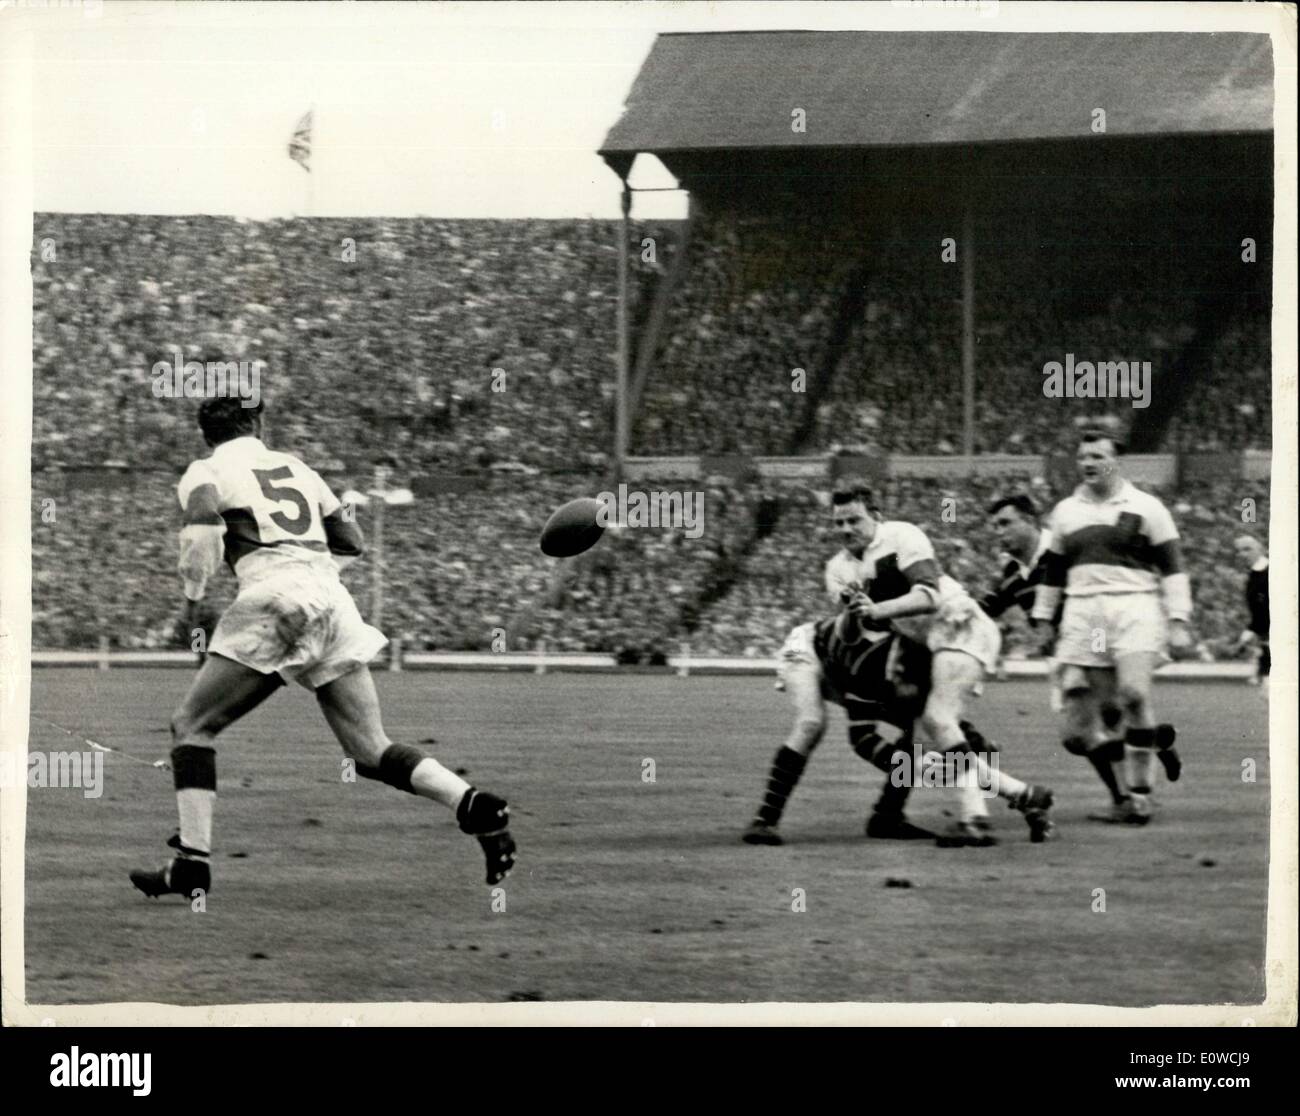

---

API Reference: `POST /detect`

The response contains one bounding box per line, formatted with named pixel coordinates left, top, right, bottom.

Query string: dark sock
left=1089, top=739, right=1126, bottom=805
left=171, top=743, right=216, bottom=858
left=874, top=774, right=911, bottom=817
left=356, top=743, right=424, bottom=793
left=756, top=746, right=808, bottom=826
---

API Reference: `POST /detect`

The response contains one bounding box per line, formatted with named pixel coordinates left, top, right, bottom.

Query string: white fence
left=31, top=645, right=1256, bottom=680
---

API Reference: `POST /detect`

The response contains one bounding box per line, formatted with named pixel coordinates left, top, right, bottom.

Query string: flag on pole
left=288, top=110, right=313, bottom=172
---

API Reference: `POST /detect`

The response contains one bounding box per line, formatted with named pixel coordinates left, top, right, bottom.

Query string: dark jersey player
left=982, top=494, right=1054, bottom=621
left=741, top=612, right=939, bottom=845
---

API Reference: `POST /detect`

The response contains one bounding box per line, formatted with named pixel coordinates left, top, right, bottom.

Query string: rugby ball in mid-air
left=540, top=497, right=606, bottom=557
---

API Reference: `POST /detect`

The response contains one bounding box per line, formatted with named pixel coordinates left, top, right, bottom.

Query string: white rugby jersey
left=824, top=520, right=974, bottom=646
left=176, top=436, right=347, bottom=598
left=1031, top=479, right=1191, bottom=622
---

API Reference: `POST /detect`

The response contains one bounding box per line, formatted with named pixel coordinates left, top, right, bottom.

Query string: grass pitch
left=24, top=669, right=1269, bottom=1008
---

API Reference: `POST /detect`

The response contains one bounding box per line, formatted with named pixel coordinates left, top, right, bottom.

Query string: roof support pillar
left=615, top=178, right=632, bottom=480
left=961, top=200, right=976, bottom=462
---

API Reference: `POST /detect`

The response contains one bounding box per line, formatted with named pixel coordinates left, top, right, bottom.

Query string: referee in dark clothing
left=1234, top=535, right=1270, bottom=682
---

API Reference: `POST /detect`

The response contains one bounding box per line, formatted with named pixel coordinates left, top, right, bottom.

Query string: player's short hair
left=987, top=494, right=1039, bottom=520
left=830, top=481, right=879, bottom=514
left=198, top=396, right=263, bottom=446
left=1078, top=429, right=1125, bottom=455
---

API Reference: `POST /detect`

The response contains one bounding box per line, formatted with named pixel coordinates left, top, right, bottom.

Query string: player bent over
left=130, top=398, right=516, bottom=898
left=826, top=483, right=1054, bottom=845
left=742, top=618, right=934, bottom=845
left=1031, top=432, right=1190, bottom=825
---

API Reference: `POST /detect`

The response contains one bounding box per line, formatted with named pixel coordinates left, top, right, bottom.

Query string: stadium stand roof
left=600, top=31, right=1273, bottom=173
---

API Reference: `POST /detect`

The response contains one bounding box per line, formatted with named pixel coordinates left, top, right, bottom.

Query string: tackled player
left=825, top=483, right=1055, bottom=846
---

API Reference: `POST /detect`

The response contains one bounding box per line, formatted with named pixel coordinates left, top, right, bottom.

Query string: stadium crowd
left=30, top=213, right=1272, bottom=660
left=33, top=214, right=675, bottom=474
left=634, top=206, right=1271, bottom=459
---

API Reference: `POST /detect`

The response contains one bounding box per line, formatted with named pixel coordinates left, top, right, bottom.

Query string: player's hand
left=1167, top=619, right=1194, bottom=653
left=837, top=580, right=864, bottom=607
left=849, top=593, right=880, bottom=624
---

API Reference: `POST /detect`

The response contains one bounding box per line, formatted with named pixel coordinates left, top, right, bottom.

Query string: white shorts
left=1054, top=592, right=1167, bottom=669
left=210, top=568, right=387, bottom=690
left=925, top=604, right=1001, bottom=676
left=776, top=623, right=832, bottom=695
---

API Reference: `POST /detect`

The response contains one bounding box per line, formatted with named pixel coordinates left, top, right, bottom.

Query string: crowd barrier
left=30, top=644, right=1257, bottom=680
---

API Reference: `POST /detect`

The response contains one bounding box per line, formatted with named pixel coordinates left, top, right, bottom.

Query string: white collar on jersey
left=1252, top=557, right=1269, bottom=572
left=210, top=435, right=265, bottom=458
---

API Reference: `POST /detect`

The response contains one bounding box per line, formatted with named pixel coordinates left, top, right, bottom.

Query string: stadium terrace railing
left=623, top=452, right=1267, bottom=484
left=30, top=647, right=1257, bottom=680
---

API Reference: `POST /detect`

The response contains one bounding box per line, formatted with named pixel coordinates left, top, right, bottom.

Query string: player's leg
left=921, top=650, right=1053, bottom=844
left=1058, top=666, right=1129, bottom=813
left=920, top=651, right=995, bottom=844
left=317, top=663, right=464, bottom=803
left=1112, top=649, right=1163, bottom=820
left=1080, top=666, right=1158, bottom=824
left=845, top=714, right=932, bottom=838
left=315, top=664, right=515, bottom=883
left=130, top=653, right=283, bottom=897
left=863, top=723, right=931, bottom=839
left=1118, top=591, right=1185, bottom=798
left=862, top=636, right=932, bottom=838
left=1051, top=595, right=1138, bottom=819
left=743, top=657, right=826, bottom=845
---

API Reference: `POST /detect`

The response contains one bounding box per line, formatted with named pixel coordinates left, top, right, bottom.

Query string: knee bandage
left=1062, top=734, right=1091, bottom=757
left=171, top=743, right=217, bottom=791
left=356, top=743, right=424, bottom=792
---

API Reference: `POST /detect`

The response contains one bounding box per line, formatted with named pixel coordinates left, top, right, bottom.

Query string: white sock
left=1124, top=745, right=1158, bottom=795
left=956, top=756, right=990, bottom=822
left=410, top=757, right=471, bottom=809
left=970, top=754, right=1027, bottom=803
left=176, top=788, right=214, bottom=856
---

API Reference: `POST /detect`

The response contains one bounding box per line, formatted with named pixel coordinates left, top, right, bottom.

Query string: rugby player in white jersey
left=130, top=398, right=516, bottom=898
left=1031, top=432, right=1191, bottom=825
left=824, top=483, right=1055, bottom=845
left=984, top=491, right=1181, bottom=816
